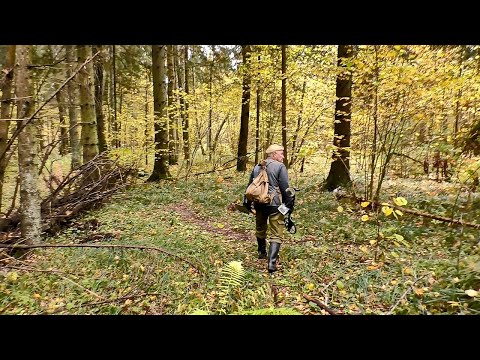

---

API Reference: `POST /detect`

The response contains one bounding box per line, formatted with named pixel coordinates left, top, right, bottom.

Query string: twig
left=0, top=243, right=202, bottom=273
left=303, top=293, right=339, bottom=315
left=387, top=273, right=429, bottom=315
left=55, top=273, right=104, bottom=300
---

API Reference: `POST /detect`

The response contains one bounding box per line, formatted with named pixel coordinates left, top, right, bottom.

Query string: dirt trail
left=167, top=201, right=253, bottom=242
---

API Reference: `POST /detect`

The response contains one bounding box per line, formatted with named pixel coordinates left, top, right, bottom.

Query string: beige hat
left=266, top=144, right=284, bottom=154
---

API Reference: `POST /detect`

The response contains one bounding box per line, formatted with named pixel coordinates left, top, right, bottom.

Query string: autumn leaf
left=393, top=197, right=408, bottom=206
left=336, top=280, right=345, bottom=290
left=382, top=206, right=393, bottom=216
left=465, top=289, right=478, bottom=297
left=413, top=288, right=424, bottom=296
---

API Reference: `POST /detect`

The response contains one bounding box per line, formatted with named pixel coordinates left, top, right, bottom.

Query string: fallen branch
left=385, top=202, right=480, bottom=230
left=349, top=195, right=480, bottom=230
left=0, top=243, right=202, bottom=273
left=391, top=152, right=424, bottom=166
left=303, top=293, right=339, bottom=315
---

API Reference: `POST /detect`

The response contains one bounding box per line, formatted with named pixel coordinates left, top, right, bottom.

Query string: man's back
left=251, top=158, right=289, bottom=207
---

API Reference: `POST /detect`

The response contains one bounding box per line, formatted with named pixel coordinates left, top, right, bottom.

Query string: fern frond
left=219, top=260, right=245, bottom=290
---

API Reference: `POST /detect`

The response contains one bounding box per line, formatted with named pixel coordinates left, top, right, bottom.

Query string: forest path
left=163, top=201, right=278, bottom=272
left=166, top=201, right=253, bottom=242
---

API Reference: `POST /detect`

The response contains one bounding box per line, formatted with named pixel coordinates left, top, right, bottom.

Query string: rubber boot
left=257, top=237, right=267, bottom=259
left=267, top=242, right=281, bottom=273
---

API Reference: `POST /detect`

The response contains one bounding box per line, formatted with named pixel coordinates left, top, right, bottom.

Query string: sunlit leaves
left=382, top=206, right=393, bottom=216
left=393, top=197, right=408, bottom=206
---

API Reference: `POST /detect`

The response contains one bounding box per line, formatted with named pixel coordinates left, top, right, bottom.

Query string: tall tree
left=16, top=45, right=41, bottom=245
left=174, top=45, right=189, bottom=166
left=77, top=45, right=99, bottom=164
left=281, top=45, right=288, bottom=167
left=237, top=45, right=251, bottom=172
left=182, top=45, right=191, bottom=167
left=148, top=45, right=170, bottom=181
left=255, top=51, right=261, bottom=165
left=93, top=45, right=107, bottom=153
left=0, top=45, right=15, bottom=212
left=65, top=45, right=81, bottom=170
left=208, top=46, right=215, bottom=161
left=167, top=45, right=178, bottom=164
left=324, top=45, right=354, bottom=191
left=111, top=45, right=120, bottom=148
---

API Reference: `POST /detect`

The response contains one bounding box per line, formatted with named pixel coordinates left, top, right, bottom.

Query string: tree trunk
left=167, top=45, right=177, bottom=165
left=55, top=89, right=69, bottom=155
left=77, top=45, right=99, bottom=164
left=324, top=45, right=353, bottom=191
left=281, top=45, right=288, bottom=168
left=368, top=46, right=379, bottom=200
left=237, top=45, right=251, bottom=172
left=182, top=45, right=190, bottom=167
left=112, top=45, right=120, bottom=148
left=65, top=45, right=81, bottom=170
left=0, top=45, right=15, bottom=213
left=208, top=46, right=215, bottom=162
left=16, top=45, right=41, bottom=245
left=148, top=45, right=170, bottom=181
left=93, top=45, right=107, bottom=153
left=255, top=53, right=261, bottom=165
left=144, top=72, right=150, bottom=166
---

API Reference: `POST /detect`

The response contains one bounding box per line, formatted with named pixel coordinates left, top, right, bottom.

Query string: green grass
left=1, top=164, right=479, bottom=314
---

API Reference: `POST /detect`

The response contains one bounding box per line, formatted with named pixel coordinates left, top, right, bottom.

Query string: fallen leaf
left=465, top=289, right=478, bottom=297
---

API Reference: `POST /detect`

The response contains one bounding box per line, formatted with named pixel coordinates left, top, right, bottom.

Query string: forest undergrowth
left=1, top=164, right=479, bottom=315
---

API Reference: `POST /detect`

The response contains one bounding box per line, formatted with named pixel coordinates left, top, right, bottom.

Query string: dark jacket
left=247, top=158, right=292, bottom=215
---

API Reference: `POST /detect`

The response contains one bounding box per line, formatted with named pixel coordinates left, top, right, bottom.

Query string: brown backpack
left=245, top=160, right=273, bottom=204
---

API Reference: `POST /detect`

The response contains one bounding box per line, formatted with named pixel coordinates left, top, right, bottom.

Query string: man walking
left=243, top=144, right=294, bottom=273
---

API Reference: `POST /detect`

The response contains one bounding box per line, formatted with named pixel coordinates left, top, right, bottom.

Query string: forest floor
left=1, top=166, right=480, bottom=315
